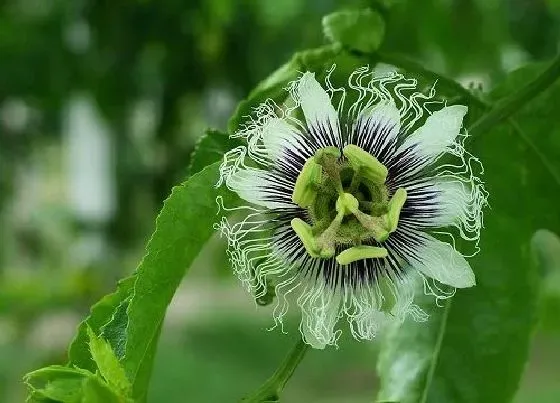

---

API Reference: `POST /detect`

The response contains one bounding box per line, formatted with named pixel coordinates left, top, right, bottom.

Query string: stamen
left=336, top=245, right=388, bottom=265
left=387, top=188, right=407, bottom=232
left=291, top=146, right=405, bottom=260
left=315, top=147, right=343, bottom=194
left=291, top=218, right=321, bottom=258
left=343, top=144, right=388, bottom=184
left=292, top=157, right=323, bottom=208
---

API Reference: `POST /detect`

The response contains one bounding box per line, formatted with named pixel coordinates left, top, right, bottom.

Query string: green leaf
left=188, top=129, right=241, bottom=176
left=322, top=9, right=385, bottom=53
left=228, top=44, right=342, bottom=134
left=531, top=229, right=560, bottom=277
left=68, top=276, right=135, bottom=372
left=376, top=62, right=560, bottom=403
left=87, top=327, right=131, bottom=395
left=62, top=162, right=236, bottom=402
left=227, top=56, right=301, bottom=134
left=25, top=366, right=89, bottom=403
left=81, top=376, right=123, bottom=403
left=24, top=366, right=123, bottom=403
left=122, top=162, right=239, bottom=400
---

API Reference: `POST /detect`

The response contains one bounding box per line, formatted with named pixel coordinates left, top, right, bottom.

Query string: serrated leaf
left=188, top=129, right=241, bottom=176
left=81, top=375, right=123, bottom=403
left=322, top=9, right=385, bottom=53
left=87, top=327, right=131, bottom=395
left=25, top=366, right=89, bottom=403
left=24, top=366, right=123, bottom=403
left=122, top=162, right=239, bottom=400
left=68, top=276, right=135, bottom=372
left=376, top=62, right=560, bottom=403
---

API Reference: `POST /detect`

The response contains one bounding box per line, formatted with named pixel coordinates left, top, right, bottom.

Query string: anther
left=291, top=218, right=320, bottom=258
left=336, top=245, right=388, bottom=265
left=343, top=144, right=388, bottom=184
left=387, top=188, right=407, bottom=232
left=292, top=157, right=323, bottom=208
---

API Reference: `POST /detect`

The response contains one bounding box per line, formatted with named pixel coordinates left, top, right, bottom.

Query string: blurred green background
left=1, top=0, right=559, bottom=402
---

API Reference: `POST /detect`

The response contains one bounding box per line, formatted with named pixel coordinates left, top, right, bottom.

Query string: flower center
left=290, top=145, right=407, bottom=265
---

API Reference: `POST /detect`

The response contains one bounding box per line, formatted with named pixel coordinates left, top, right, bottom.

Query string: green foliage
left=87, top=327, right=131, bottom=396
left=227, top=44, right=342, bottom=134
left=12, top=2, right=560, bottom=403
left=25, top=333, right=132, bottom=403
left=26, top=163, right=237, bottom=401
left=123, top=162, right=237, bottom=400
left=69, top=277, right=135, bottom=372
left=376, top=61, right=560, bottom=403
left=188, top=130, right=241, bottom=175
left=322, top=9, right=386, bottom=53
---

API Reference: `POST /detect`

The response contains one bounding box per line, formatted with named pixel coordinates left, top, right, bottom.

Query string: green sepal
left=336, top=245, right=388, bottom=265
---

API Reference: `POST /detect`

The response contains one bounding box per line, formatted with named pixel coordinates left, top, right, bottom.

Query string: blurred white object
left=64, top=94, right=116, bottom=224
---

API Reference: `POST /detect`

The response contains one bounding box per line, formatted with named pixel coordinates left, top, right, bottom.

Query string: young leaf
left=68, top=276, right=135, bottom=372
left=322, top=9, right=386, bottom=53
left=81, top=375, right=124, bottom=403
left=25, top=366, right=89, bottom=403
left=24, top=366, right=123, bottom=403
left=122, top=162, right=238, bottom=400
left=87, top=327, right=131, bottom=396
left=376, top=62, right=560, bottom=403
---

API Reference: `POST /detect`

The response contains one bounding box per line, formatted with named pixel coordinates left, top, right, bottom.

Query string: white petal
left=297, top=72, right=341, bottom=148
left=298, top=283, right=342, bottom=349
left=354, top=100, right=401, bottom=153
left=397, top=105, right=467, bottom=164
left=227, top=168, right=293, bottom=210
left=408, top=233, right=475, bottom=288
left=262, top=118, right=311, bottom=161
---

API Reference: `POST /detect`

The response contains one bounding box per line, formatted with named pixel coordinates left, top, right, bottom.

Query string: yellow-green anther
left=335, top=193, right=359, bottom=215
left=292, top=157, right=322, bottom=208
left=343, top=144, right=388, bottom=184
left=291, top=218, right=320, bottom=258
left=336, top=245, right=388, bottom=265
left=387, top=188, right=407, bottom=232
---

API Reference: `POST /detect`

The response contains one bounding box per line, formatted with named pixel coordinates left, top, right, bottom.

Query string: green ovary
left=290, top=145, right=407, bottom=265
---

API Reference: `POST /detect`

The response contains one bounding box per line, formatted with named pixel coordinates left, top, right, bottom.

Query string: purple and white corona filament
left=215, top=67, right=487, bottom=349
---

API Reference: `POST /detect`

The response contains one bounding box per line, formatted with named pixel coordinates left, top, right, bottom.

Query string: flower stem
left=242, top=337, right=309, bottom=402
left=468, top=54, right=560, bottom=136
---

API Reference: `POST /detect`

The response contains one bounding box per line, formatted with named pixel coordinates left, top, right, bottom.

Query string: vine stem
left=468, top=53, right=560, bottom=137
left=242, top=337, right=309, bottom=402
